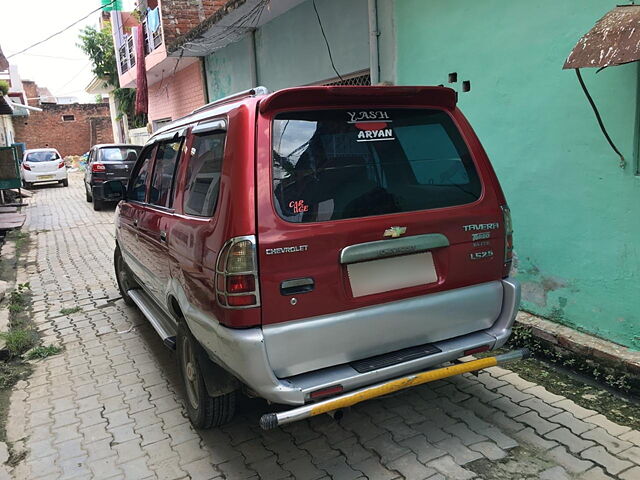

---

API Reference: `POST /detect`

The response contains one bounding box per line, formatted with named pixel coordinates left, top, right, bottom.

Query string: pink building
left=111, top=1, right=220, bottom=130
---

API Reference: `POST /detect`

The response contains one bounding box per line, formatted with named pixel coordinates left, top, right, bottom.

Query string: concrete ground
left=5, top=173, right=640, bottom=479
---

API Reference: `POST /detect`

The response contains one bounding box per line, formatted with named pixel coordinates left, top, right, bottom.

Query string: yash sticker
left=289, top=200, right=309, bottom=213
left=348, top=111, right=395, bottom=143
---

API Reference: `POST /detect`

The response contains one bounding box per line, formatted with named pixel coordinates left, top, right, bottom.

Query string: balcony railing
left=118, top=19, right=163, bottom=74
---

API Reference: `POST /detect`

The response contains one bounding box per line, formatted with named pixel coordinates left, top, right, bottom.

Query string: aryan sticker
left=348, top=111, right=396, bottom=143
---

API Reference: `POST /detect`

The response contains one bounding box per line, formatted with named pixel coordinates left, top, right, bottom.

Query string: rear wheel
left=85, top=187, right=92, bottom=202
left=177, top=322, right=236, bottom=429
left=114, top=246, right=137, bottom=306
left=92, top=187, right=103, bottom=210
left=60, top=179, right=68, bottom=187
left=22, top=180, right=32, bottom=189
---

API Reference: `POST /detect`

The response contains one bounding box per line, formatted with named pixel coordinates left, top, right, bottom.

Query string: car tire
left=114, top=245, right=138, bottom=307
left=86, top=187, right=92, bottom=202
left=22, top=180, right=32, bottom=189
left=177, top=322, right=236, bottom=429
left=92, top=187, right=103, bottom=210
left=61, top=179, right=69, bottom=187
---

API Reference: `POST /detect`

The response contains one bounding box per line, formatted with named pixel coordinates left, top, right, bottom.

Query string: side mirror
left=102, top=180, right=127, bottom=202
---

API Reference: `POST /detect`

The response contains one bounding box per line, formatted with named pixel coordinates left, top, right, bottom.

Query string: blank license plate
left=38, top=175, right=54, bottom=180
left=347, top=252, right=438, bottom=298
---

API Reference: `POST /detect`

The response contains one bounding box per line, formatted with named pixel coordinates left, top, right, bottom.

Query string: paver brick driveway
left=6, top=174, right=640, bottom=479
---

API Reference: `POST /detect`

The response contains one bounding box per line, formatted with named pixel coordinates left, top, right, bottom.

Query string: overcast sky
left=0, top=0, right=136, bottom=102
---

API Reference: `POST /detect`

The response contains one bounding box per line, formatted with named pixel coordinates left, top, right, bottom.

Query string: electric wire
left=574, top=68, right=626, bottom=169
left=7, top=0, right=118, bottom=59
left=312, top=0, right=344, bottom=82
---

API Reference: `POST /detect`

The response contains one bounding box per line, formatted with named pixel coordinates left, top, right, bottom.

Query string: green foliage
left=7, top=283, right=30, bottom=315
left=0, top=80, right=8, bottom=96
left=78, top=25, right=118, bottom=84
left=77, top=24, right=147, bottom=128
left=0, top=330, right=37, bottom=358
left=25, top=345, right=63, bottom=360
left=113, top=88, right=147, bottom=128
left=507, top=323, right=633, bottom=393
left=60, top=306, right=82, bottom=316
left=0, top=364, right=23, bottom=389
left=7, top=231, right=29, bottom=252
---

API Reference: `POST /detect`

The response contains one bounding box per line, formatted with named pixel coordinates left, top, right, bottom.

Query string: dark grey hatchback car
left=85, top=144, right=141, bottom=210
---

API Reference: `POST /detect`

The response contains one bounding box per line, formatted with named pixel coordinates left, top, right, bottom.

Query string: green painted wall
left=255, top=0, right=369, bottom=90
left=395, top=0, right=640, bottom=349
left=205, top=0, right=370, bottom=100
left=204, top=36, right=254, bottom=101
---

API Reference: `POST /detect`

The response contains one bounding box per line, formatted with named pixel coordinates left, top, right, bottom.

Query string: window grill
left=119, top=44, right=129, bottom=73
left=322, top=70, right=371, bottom=86
left=127, top=36, right=136, bottom=68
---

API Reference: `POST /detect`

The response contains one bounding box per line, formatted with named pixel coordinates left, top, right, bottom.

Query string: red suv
left=108, top=86, right=520, bottom=429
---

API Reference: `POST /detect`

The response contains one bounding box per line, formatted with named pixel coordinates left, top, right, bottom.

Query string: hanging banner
left=101, top=0, right=123, bottom=12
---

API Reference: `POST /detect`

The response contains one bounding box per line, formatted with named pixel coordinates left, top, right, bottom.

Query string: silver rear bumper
left=264, top=280, right=504, bottom=377
left=188, top=278, right=520, bottom=406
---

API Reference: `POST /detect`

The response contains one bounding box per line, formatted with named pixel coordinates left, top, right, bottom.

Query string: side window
left=183, top=132, right=225, bottom=217
left=129, top=145, right=156, bottom=202
left=149, top=138, right=183, bottom=208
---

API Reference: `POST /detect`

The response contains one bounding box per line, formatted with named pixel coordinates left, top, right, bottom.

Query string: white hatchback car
left=21, top=148, right=68, bottom=188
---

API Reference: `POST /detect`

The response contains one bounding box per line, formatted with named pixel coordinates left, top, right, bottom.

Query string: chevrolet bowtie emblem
left=383, top=226, right=407, bottom=238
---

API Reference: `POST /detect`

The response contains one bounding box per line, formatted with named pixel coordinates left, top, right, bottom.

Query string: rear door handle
left=133, top=219, right=138, bottom=227
left=159, top=231, right=167, bottom=243
left=280, top=278, right=314, bottom=295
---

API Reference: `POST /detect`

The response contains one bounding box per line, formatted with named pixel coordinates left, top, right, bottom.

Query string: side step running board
left=128, top=289, right=177, bottom=350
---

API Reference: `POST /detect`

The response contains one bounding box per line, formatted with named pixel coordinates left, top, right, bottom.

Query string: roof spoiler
left=259, top=86, right=457, bottom=114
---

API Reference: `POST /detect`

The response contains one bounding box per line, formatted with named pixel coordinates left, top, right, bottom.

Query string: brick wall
left=22, top=80, right=39, bottom=107
left=148, top=60, right=206, bottom=125
left=159, top=0, right=226, bottom=46
left=13, top=103, right=114, bottom=157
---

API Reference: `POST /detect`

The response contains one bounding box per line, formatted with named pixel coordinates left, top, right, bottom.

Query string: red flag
left=134, top=25, right=148, bottom=115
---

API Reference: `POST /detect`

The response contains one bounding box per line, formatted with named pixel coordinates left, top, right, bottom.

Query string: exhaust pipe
left=260, top=348, right=529, bottom=430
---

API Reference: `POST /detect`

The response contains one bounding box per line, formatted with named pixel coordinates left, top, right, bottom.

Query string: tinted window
left=149, top=139, right=182, bottom=208
left=183, top=133, right=225, bottom=217
left=26, top=151, right=59, bottom=162
left=129, top=146, right=155, bottom=202
left=99, top=147, right=141, bottom=162
left=272, top=109, right=481, bottom=223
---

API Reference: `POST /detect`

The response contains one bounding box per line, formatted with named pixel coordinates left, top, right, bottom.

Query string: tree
left=78, top=24, right=146, bottom=128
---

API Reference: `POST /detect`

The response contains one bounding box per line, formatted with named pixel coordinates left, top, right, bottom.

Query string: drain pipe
left=368, top=0, right=379, bottom=84
left=249, top=29, right=258, bottom=88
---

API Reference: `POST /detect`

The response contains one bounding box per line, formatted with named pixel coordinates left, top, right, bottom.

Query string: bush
left=0, top=329, right=37, bottom=358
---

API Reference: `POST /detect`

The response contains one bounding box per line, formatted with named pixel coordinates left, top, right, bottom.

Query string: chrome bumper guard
left=190, top=278, right=521, bottom=407
left=260, top=348, right=530, bottom=429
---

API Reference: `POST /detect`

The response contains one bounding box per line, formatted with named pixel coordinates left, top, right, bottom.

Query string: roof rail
left=191, top=86, right=269, bottom=115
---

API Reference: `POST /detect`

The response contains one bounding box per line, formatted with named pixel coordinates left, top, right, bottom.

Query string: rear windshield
left=25, top=151, right=59, bottom=162
left=272, top=109, right=481, bottom=223
left=99, top=147, right=141, bottom=162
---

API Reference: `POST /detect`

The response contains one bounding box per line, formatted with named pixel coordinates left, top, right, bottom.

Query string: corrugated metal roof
left=564, top=5, right=640, bottom=69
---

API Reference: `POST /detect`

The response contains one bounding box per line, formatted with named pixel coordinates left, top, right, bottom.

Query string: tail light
left=92, top=163, right=106, bottom=173
left=23, top=163, right=31, bottom=171
left=502, top=205, right=513, bottom=277
left=58, top=161, right=65, bottom=169
left=216, top=236, right=260, bottom=309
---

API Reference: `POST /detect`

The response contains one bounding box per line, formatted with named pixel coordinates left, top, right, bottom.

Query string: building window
left=320, top=70, right=372, bottom=86
left=152, top=118, right=172, bottom=132
left=62, top=115, right=75, bottom=122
